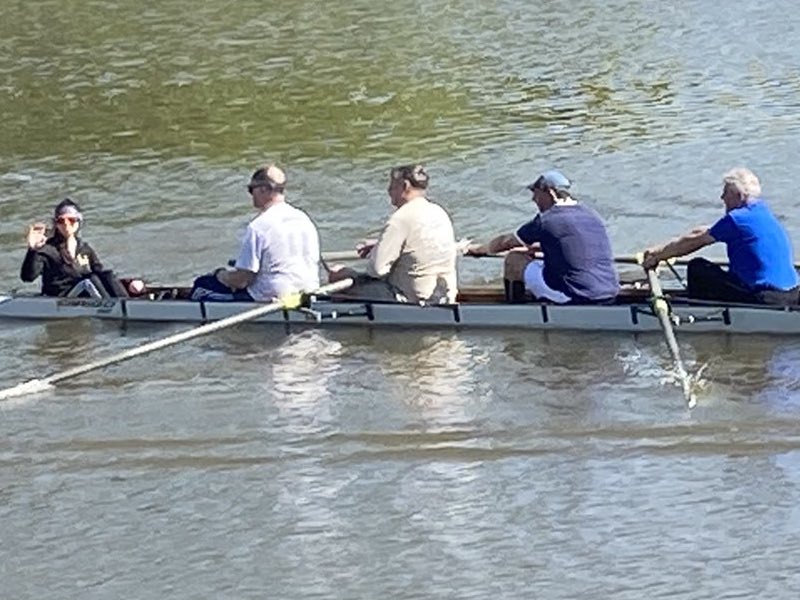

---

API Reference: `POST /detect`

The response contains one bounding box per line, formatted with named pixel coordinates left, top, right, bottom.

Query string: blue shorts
left=190, top=274, right=254, bottom=302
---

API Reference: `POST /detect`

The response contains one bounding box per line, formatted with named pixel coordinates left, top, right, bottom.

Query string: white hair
left=722, top=167, right=761, bottom=198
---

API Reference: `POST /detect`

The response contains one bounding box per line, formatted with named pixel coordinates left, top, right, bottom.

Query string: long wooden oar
left=0, top=279, right=354, bottom=401
left=323, top=249, right=785, bottom=270
left=642, top=266, right=696, bottom=408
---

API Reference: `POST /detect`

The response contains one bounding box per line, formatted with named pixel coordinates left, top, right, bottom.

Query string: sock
left=504, top=279, right=528, bottom=303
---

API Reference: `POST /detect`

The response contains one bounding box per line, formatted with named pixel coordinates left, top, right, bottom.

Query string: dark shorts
left=190, top=274, right=254, bottom=302
left=329, top=273, right=412, bottom=302
left=687, top=257, right=799, bottom=306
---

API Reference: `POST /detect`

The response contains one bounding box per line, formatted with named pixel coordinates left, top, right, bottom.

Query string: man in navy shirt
left=467, top=170, right=619, bottom=304
left=642, top=167, right=799, bottom=305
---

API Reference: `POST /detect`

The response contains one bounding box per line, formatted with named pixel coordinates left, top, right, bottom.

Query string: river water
left=2, top=1, right=800, bottom=598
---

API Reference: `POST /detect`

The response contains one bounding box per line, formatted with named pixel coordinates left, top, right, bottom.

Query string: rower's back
left=237, top=202, right=321, bottom=301
left=375, top=197, right=458, bottom=303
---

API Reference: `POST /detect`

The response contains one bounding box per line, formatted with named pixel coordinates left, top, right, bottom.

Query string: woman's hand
left=26, top=223, right=47, bottom=250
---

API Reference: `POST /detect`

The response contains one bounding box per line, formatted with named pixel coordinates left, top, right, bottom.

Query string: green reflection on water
left=0, top=0, right=495, bottom=163
left=1, top=0, right=696, bottom=168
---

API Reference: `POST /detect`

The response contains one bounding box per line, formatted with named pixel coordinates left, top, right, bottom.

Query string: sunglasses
left=527, top=176, right=547, bottom=192
left=247, top=182, right=274, bottom=194
left=56, top=216, right=79, bottom=225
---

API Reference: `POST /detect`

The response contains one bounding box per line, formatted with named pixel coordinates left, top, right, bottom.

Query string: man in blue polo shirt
left=642, top=167, right=799, bottom=305
left=467, top=169, right=619, bottom=304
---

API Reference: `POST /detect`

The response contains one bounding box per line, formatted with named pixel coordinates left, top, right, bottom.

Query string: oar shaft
left=323, top=250, right=367, bottom=262
left=45, top=299, right=284, bottom=385
left=1, top=279, right=354, bottom=399
left=647, top=284, right=688, bottom=373
left=644, top=268, right=695, bottom=407
left=322, top=249, right=772, bottom=270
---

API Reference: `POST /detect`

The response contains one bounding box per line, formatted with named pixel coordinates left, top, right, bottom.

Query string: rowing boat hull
left=0, top=293, right=797, bottom=334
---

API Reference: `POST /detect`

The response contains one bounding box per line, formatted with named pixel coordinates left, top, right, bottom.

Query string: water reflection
left=686, top=336, right=800, bottom=413
left=752, top=341, right=800, bottom=415
left=369, top=333, right=486, bottom=429
left=772, top=450, right=800, bottom=532
left=0, top=320, right=112, bottom=388
left=262, top=330, right=345, bottom=437
left=4, top=0, right=800, bottom=596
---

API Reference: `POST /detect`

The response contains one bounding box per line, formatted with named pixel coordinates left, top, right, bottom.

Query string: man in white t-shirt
left=328, top=164, right=458, bottom=303
left=190, top=164, right=320, bottom=302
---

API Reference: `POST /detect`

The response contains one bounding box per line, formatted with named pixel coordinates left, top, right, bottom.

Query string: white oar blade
left=0, top=378, right=53, bottom=401
left=686, top=387, right=697, bottom=409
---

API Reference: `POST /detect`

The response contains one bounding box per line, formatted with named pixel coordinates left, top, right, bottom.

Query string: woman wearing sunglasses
left=20, top=198, right=129, bottom=297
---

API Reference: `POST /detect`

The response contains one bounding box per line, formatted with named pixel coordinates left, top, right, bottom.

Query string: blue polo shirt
left=516, top=203, right=619, bottom=301
left=708, top=199, right=799, bottom=291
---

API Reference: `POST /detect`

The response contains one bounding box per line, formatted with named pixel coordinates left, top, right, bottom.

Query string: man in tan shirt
left=328, top=164, right=458, bottom=303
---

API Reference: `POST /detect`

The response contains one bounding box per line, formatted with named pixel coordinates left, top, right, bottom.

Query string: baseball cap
left=527, top=169, right=571, bottom=192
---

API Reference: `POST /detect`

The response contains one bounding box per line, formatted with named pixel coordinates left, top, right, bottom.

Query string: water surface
left=2, top=1, right=800, bottom=597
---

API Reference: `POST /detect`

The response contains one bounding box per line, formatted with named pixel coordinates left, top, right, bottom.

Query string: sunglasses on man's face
left=528, top=176, right=548, bottom=192
left=56, top=217, right=79, bottom=225
left=247, top=182, right=275, bottom=195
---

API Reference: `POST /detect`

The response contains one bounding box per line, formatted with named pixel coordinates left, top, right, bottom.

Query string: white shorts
left=523, top=260, right=571, bottom=304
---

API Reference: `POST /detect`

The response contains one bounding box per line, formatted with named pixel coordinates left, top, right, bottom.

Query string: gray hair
left=722, top=167, right=761, bottom=199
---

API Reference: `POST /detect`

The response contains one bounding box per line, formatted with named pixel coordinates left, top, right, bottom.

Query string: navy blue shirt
left=516, top=203, right=619, bottom=301
left=708, top=199, right=798, bottom=291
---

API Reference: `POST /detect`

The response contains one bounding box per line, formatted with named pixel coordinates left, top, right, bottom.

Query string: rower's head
left=53, top=198, right=82, bottom=239
left=388, top=164, right=428, bottom=208
left=527, top=169, right=572, bottom=212
left=247, top=164, right=287, bottom=210
left=721, top=167, right=760, bottom=212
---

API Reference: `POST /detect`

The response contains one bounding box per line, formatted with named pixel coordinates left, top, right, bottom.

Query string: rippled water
left=3, top=1, right=800, bottom=598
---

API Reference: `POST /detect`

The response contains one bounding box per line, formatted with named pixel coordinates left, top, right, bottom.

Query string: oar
left=327, top=247, right=799, bottom=271
left=323, top=250, right=370, bottom=262
left=323, top=238, right=474, bottom=263
left=323, top=249, right=776, bottom=270
left=0, top=279, right=354, bottom=401
left=642, top=265, right=696, bottom=408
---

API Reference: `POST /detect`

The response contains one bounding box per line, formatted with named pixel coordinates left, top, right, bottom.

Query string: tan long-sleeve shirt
left=365, top=197, right=458, bottom=303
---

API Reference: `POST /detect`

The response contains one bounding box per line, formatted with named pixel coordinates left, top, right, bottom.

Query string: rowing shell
left=0, top=287, right=798, bottom=334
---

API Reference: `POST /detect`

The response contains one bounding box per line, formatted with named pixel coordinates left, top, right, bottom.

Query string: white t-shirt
left=365, top=197, right=458, bottom=303
left=235, top=202, right=320, bottom=301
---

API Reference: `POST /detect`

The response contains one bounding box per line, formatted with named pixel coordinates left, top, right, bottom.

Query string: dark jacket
left=20, top=236, right=104, bottom=296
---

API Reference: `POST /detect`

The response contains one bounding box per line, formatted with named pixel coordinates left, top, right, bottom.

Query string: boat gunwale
left=1, top=287, right=799, bottom=335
